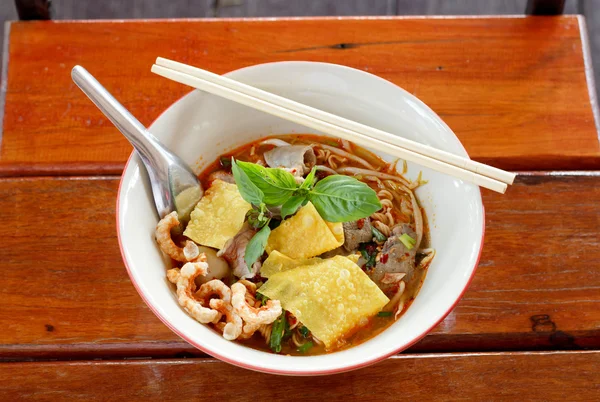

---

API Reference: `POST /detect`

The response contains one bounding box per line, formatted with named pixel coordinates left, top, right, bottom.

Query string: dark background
left=1, top=0, right=598, bottom=97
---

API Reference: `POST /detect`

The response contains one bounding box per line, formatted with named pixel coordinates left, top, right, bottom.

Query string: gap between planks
left=4, top=350, right=599, bottom=365
left=2, top=343, right=599, bottom=364
left=2, top=171, right=600, bottom=182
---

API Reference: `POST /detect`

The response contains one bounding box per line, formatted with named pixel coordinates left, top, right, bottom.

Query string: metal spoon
left=71, top=65, right=203, bottom=220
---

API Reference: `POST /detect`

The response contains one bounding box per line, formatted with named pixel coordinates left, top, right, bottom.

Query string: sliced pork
left=368, top=224, right=418, bottom=293
left=217, top=225, right=259, bottom=279
left=264, top=145, right=316, bottom=177
left=342, top=218, right=373, bottom=251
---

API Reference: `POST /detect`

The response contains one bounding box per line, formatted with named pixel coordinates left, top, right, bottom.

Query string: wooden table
left=1, top=16, right=599, bottom=400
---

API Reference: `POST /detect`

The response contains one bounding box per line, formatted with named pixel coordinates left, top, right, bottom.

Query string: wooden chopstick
left=156, top=57, right=514, bottom=186
left=155, top=58, right=515, bottom=187
left=151, top=59, right=510, bottom=194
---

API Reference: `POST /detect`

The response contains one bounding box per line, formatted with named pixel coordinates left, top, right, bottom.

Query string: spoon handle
left=71, top=65, right=162, bottom=162
left=71, top=65, right=202, bottom=219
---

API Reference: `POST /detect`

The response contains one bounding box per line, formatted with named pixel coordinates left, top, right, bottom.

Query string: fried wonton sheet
left=184, top=179, right=251, bottom=250
left=258, top=256, right=389, bottom=349
left=261, top=251, right=361, bottom=278
left=265, top=202, right=344, bottom=259
left=260, top=251, right=320, bottom=278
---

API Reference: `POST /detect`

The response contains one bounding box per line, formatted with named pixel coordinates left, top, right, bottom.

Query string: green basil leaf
left=281, top=194, right=307, bottom=219
left=244, top=224, right=271, bottom=267
left=300, top=166, right=317, bottom=190
left=231, top=159, right=264, bottom=206
left=309, top=175, right=381, bottom=222
left=236, top=160, right=298, bottom=205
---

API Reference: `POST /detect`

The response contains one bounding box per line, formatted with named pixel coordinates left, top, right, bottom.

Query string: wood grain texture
left=1, top=352, right=599, bottom=400
left=0, top=17, right=598, bottom=176
left=0, top=173, right=597, bottom=359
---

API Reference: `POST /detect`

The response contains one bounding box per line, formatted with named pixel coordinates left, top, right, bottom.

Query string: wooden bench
left=0, top=16, right=598, bottom=400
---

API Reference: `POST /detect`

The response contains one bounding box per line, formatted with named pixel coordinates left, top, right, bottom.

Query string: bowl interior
left=118, top=61, right=484, bottom=375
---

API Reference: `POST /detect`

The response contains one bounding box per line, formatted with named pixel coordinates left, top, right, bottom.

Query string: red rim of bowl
left=116, top=63, right=486, bottom=375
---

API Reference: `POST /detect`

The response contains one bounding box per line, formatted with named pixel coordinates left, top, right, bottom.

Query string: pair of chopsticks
left=151, top=57, right=515, bottom=194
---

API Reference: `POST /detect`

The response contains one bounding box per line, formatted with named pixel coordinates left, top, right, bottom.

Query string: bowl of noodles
left=117, top=61, right=484, bottom=375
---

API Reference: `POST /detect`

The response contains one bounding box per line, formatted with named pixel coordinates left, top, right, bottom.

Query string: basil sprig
left=232, top=159, right=381, bottom=221
left=231, top=158, right=382, bottom=267
left=244, top=224, right=271, bottom=268
left=233, top=159, right=297, bottom=205
left=281, top=195, right=307, bottom=220
left=309, top=175, right=381, bottom=222
left=231, top=159, right=264, bottom=206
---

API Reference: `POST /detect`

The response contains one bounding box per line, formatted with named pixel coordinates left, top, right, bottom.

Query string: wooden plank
left=0, top=17, right=598, bottom=176
left=0, top=173, right=598, bottom=359
left=422, top=171, right=600, bottom=351
left=1, top=352, right=599, bottom=400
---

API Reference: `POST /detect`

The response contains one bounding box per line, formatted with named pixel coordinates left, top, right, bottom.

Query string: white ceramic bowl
left=117, top=62, right=484, bottom=375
